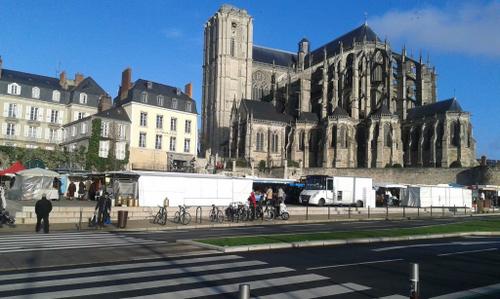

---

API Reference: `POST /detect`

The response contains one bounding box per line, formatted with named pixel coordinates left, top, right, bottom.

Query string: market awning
left=0, top=161, right=26, bottom=176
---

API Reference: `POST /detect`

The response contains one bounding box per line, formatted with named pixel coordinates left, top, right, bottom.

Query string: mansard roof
left=242, top=99, right=291, bottom=123
left=407, top=98, right=464, bottom=119
left=93, top=106, right=131, bottom=123
left=308, top=24, right=381, bottom=65
left=71, top=77, right=106, bottom=95
left=1, top=69, right=61, bottom=90
left=118, top=79, right=197, bottom=114
left=253, top=45, right=297, bottom=67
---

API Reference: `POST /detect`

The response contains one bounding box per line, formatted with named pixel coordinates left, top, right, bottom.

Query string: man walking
left=35, top=193, right=53, bottom=233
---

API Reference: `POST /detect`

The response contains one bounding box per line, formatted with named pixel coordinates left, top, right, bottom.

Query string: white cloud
left=369, top=2, right=500, bottom=58
left=164, top=28, right=183, bottom=39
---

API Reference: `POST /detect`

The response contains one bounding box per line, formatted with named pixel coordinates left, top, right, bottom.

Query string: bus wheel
left=318, top=198, right=325, bottom=207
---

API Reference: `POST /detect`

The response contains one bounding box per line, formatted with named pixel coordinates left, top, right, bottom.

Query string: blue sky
left=1, top=0, right=499, bottom=159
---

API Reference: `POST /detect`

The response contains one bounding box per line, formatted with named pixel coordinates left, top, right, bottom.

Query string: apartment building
left=0, top=57, right=106, bottom=150
left=115, top=68, right=198, bottom=171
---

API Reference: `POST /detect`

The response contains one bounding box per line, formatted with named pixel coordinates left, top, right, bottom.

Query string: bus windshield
left=305, top=176, right=326, bottom=190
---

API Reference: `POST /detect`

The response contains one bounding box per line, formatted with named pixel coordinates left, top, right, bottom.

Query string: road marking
left=0, top=260, right=267, bottom=292
left=212, top=226, right=265, bottom=230
left=437, top=247, right=498, bottom=256
left=430, top=282, right=500, bottom=299
left=255, top=283, right=371, bottom=299
left=287, top=223, right=326, bottom=227
left=306, top=258, right=404, bottom=270
left=130, top=250, right=220, bottom=260
left=0, top=254, right=243, bottom=282
left=128, top=230, right=189, bottom=234
left=378, top=295, right=407, bottom=299
left=2, top=267, right=296, bottom=299
left=124, top=274, right=326, bottom=299
left=373, top=241, right=500, bottom=252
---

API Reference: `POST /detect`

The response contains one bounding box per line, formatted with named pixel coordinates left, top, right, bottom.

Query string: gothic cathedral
left=201, top=5, right=477, bottom=168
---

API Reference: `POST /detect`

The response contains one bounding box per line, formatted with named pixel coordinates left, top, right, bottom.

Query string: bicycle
left=209, top=204, right=224, bottom=223
left=153, top=206, right=168, bottom=225
left=263, top=202, right=275, bottom=221
left=173, top=205, right=192, bottom=225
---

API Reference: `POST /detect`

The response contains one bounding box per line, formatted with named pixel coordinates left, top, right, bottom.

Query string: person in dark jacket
left=35, top=194, right=53, bottom=233
left=95, top=190, right=111, bottom=228
left=78, top=181, right=85, bottom=200
left=67, top=181, right=76, bottom=200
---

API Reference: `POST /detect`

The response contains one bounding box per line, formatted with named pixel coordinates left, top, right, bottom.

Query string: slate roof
left=71, top=77, right=106, bottom=95
left=308, top=24, right=381, bottom=65
left=118, top=79, right=197, bottom=114
left=242, top=99, right=291, bottom=123
left=297, top=112, right=319, bottom=123
left=253, top=46, right=297, bottom=67
left=331, top=106, right=350, bottom=118
left=1, top=69, right=61, bottom=90
left=63, top=106, right=131, bottom=127
left=371, top=104, right=393, bottom=118
left=407, top=98, right=464, bottom=119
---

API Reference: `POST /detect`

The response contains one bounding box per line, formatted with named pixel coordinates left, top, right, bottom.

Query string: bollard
left=195, top=206, right=202, bottom=224
left=403, top=206, right=406, bottom=218
left=442, top=205, right=445, bottom=217
left=306, top=204, right=309, bottom=221
left=328, top=206, right=330, bottom=219
left=386, top=205, right=389, bottom=220
left=78, top=207, right=83, bottom=231
left=409, top=263, right=419, bottom=299
left=453, top=205, right=456, bottom=216
left=368, top=206, right=370, bottom=219
left=430, top=205, right=433, bottom=218
left=417, top=206, right=420, bottom=218
left=348, top=206, right=351, bottom=219
left=239, top=284, right=250, bottom=299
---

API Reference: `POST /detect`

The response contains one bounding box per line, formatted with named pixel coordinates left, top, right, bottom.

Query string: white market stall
left=401, top=184, right=472, bottom=208
left=134, top=171, right=253, bottom=207
left=7, top=168, right=60, bottom=201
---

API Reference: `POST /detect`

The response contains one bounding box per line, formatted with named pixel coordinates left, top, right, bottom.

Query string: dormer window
left=141, top=91, right=148, bottom=103
left=172, top=98, right=178, bottom=109
left=186, top=102, right=192, bottom=112
left=7, top=83, right=21, bottom=95
left=157, top=95, right=164, bottom=106
left=52, top=90, right=60, bottom=102
left=79, top=93, right=88, bottom=104
left=32, top=87, right=40, bottom=99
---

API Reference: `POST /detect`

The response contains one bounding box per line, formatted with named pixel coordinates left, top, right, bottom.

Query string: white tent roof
left=17, top=168, right=60, bottom=178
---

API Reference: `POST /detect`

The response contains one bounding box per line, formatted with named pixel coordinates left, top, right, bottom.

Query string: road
left=0, top=216, right=499, bottom=298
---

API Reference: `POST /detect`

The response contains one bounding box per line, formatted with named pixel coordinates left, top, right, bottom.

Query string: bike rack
left=195, top=206, right=202, bottom=224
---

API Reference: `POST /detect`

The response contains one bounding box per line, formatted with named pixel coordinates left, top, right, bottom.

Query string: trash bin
left=117, top=210, right=128, bottom=228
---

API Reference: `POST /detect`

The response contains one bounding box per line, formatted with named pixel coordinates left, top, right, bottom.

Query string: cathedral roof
left=253, top=46, right=297, bottom=67
left=297, top=112, right=318, bottom=123
left=242, top=99, right=291, bottom=123
left=371, top=104, right=394, bottom=118
left=331, top=106, right=350, bottom=118
left=308, top=24, right=381, bottom=65
left=407, top=98, right=464, bottom=119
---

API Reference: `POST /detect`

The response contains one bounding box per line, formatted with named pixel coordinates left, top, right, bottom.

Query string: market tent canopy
left=7, top=168, right=60, bottom=201
left=0, top=161, right=25, bottom=176
left=16, top=168, right=60, bottom=178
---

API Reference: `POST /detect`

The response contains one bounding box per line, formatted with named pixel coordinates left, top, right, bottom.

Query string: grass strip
left=198, top=219, right=500, bottom=247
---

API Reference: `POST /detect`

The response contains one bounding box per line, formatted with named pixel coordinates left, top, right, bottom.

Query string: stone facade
left=202, top=5, right=477, bottom=169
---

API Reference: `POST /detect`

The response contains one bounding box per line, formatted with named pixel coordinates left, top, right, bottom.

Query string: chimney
left=98, top=94, right=112, bottom=112
left=184, top=82, right=193, bottom=98
left=59, top=71, right=68, bottom=89
left=74, top=73, right=84, bottom=86
left=0, top=56, right=3, bottom=79
left=120, top=68, right=132, bottom=100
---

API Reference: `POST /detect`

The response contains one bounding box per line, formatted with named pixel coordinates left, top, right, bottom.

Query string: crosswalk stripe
left=0, top=238, right=163, bottom=248
left=0, top=241, right=165, bottom=253
left=0, top=254, right=243, bottom=282
left=1, top=234, right=133, bottom=243
left=379, top=295, right=408, bottom=299
left=0, top=260, right=267, bottom=292
left=1, top=232, right=113, bottom=240
left=125, top=274, right=327, bottom=299
left=2, top=267, right=295, bottom=299
left=255, top=283, right=371, bottom=299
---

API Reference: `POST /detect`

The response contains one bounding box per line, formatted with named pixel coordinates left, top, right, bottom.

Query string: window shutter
left=73, top=111, right=78, bottom=121
left=36, top=127, right=42, bottom=138
left=37, top=108, right=44, bottom=122
left=46, top=108, right=52, bottom=123
left=57, top=129, right=62, bottom=141
left=58, top=111, right=64, bottom=124
left=15, top=104, right=21, bottom=118
left=3, top=103, right=8, bottom=117
left=1, top=123, right=6, bottom=135
left=24, top=125, right=29, bottom=137
left=45, top=128, right=50, bottom=140
left=15, top=124, right=21, bottom=136
left=25, top=106, right=31, bottom=120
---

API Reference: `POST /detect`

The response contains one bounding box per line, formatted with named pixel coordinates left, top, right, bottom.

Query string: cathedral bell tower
left=201, top=5, right=253, bottom=156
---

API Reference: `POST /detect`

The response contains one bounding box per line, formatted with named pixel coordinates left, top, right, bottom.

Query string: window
left=299, top=131, right=305, bottom=151
left=230, top=37, right=235, bottom=57
left=156, top=115, right=163, bottom=129
left=78, top=112, right=84, bottom=120
left=184, top=138, right=190, bottom=153
left=52, top=90, right=61, bottom=102
left=81, top=122, right=87, bottom=134
left=79, top=93, right=87, bottom=104
left=118, top=124, right=125, bottom=138
left=98, top=141, right=109, bottom=158
left=71, top=126, right=76, bottom=137
left=6, top=123, right=15, bottom=136
left=141, top=91, right=148, bottom=103
left=271, top=133, right=279, bottom=153
left=50, top=110, right=59, bottom=123
left=256, top=131, right=264, bottom=151
left=172, top=98, right=178, bottom=109
left=7, top=83, right=21, bottom=95
left=157, top=95, right=164, bottom=106
left=186, top=102, right=192, bottom=112
left=8, top=103, right=17, bottom=118
left=49, top=128, right=57, bottom=141
left=101, top=121, right=109, bottom=137
left=155, top=134, right=162, bottom=149
left=32, top=87, right=40, bottom=99
left=27, top=126, right=36, bottom=138
left=169, top=137, right=176, bottom=151
left=170, top=118, right=177, bottom=131
left=116, top=142, right=126, bottom=160
left=30, top=107, right=39, bottom=121
left=185, top=120, right=192, bottom=134
left=139, top=132, right=146, bottom=148
left=140, top=112, right=148, bottom=127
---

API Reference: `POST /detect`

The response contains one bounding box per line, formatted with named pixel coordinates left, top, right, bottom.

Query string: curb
left=180, top=231, right=500, bottom=253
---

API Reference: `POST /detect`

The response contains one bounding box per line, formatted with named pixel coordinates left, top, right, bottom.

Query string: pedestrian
left=35, top=193, right=53, bottom=233
left=78, top=181, right=85, bottom=200
left=0, top=185, right=6, bottom=211
left=277, top=187, right=286, bottom=216
left=89, top=180, right=97, bottom=201
left=67, top=181, right=76, bottom=200
left=95, top=189, right=111, bottom=228
left=266, top=186, right=274, bottom=206
left=248, top=190, right=257, bottom=220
